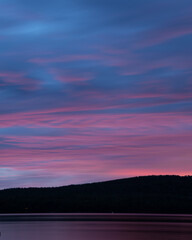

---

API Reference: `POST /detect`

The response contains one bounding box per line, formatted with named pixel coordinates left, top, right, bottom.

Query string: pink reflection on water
left=1, top=217, right=192, bottom=240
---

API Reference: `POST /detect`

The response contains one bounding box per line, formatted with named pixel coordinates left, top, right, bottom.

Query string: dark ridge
left=0, top=175, right=192, bottom=214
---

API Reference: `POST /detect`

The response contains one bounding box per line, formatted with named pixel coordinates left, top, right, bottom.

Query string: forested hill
left=0, top=175, right=192, bottom=214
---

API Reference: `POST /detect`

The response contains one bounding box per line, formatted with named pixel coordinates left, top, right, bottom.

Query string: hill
left=0, top=175, right=192, bottom=213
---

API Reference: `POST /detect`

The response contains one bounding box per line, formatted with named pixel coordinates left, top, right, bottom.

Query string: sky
left=0, top=0, right=192, bottom=189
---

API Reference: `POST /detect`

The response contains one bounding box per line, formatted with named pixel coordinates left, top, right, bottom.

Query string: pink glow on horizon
left=1, top=130, right=191, bottom=177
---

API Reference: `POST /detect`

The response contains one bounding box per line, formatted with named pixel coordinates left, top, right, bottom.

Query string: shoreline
left=1, top=213, right=192, bottom=222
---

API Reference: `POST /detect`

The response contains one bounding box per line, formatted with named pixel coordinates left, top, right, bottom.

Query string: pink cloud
left=119, top=55, right=192, bottom=76
left=0, top=72, right=24, bottom=78
left=1, top=116, right=192, bottom=185
left=50, top=68, right=94, bottom=83
left=1, top=131, right=192, bottom=178
left=0, top=71, right=39, bottom=90
left=29, top=54, right=101, bottom=64
left=0, top=100, right=192, bottom=129
left=136, top=16, right=192, bottom=48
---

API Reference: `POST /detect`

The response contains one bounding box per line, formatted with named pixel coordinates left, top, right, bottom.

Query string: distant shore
left=1, top=176, right=192, bottom=214
left=1, top=213, right=192, bottom=222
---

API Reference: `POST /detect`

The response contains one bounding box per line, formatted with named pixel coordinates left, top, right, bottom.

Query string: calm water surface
left=1, top=215, right=192, bottom=240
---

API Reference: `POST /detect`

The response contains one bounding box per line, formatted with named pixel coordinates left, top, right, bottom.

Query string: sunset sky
left=0, top=0, right=192, bottom=189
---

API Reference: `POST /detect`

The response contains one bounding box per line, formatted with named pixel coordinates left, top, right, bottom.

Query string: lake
left=1, top=214, right=192, bottom=240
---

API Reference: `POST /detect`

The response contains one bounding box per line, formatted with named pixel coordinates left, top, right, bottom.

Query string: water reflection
left=1, top=221, right=192, bottom=240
